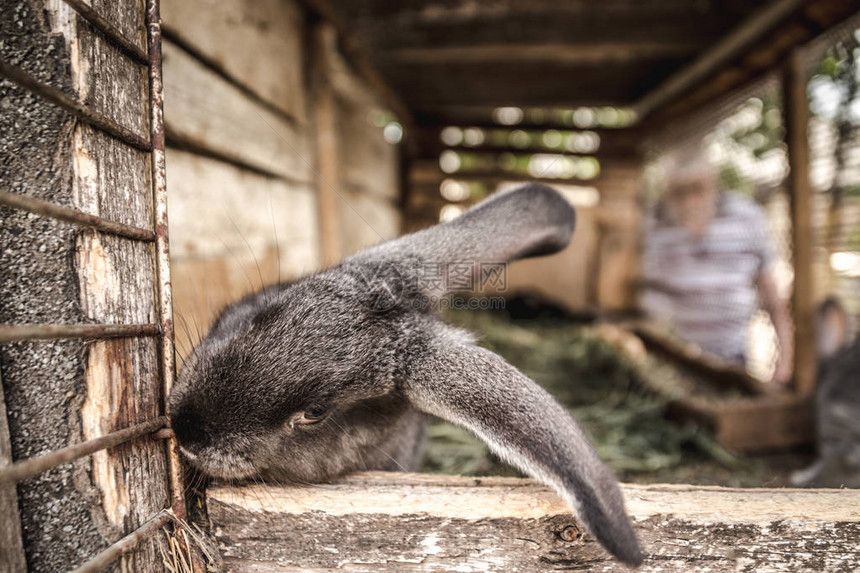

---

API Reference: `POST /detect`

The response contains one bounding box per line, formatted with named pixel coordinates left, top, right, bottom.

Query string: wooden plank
left=783, top=48, right=817, bottom=399
left=161, top=0, right=307, bottom=122
left=208, top=473, right=860, bottom=572
left=596, top=326, right=813, bottom=452
left=313, top=23, right=344, bottom=267
left=0, top=369, right=27, bottom=573
left=162, top=40, right=313, bottom=184
left=632, top=323, right=772, bottom=396
left=89, top=0, right=147, bottom=53
left=296, top=0, right=414, bottom=127
left=711, top=396, right=813, bottom=451
left=337, top=190, right=401, bottom=258
left=166, top=150, right=319, bottom=345
left=383, top=42, right=702, bottom=65
left=48, top=0, right=150, bottom=141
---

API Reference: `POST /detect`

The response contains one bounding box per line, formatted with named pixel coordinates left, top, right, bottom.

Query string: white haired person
left=640, top=144, right=794, bottom=386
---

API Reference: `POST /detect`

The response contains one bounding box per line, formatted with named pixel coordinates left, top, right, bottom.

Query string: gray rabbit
left=791, top=297, right=860, bottom=488
left=168, top=184, right=644, bottom=565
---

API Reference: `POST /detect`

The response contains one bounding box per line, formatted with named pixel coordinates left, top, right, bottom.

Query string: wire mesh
left=640, top=73, right=792, bottom=383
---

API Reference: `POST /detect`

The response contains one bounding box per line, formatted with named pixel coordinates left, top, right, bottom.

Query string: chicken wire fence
left=640, top=13, right=860, bottom=383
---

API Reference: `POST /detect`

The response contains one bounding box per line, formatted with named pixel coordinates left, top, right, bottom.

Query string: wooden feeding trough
left=597, top=322, right=813, bottom=452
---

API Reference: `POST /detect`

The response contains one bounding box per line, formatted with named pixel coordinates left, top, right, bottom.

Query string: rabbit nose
left=170, top=405, right=210, bottom=450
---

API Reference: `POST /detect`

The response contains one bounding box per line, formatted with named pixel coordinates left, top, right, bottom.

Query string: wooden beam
left=638, top=0, right=859, bottom=129
left=0, top=369, right=27, bottom=572
left=382, top=42, right=701, bottom=65
left=313, top=22, right=344, bottom=267
left=633, top=0, right=804, bottom=120
left=297, top=0, right=414, bottom=127
left=208, top=472, right=860, bottom=571
left=783, top=48, right=817, bottom=399
left=595, top=325, right=813, bottom=451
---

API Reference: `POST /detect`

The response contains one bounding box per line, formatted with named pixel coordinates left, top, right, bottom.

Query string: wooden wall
left=161, top=0, right=403, bottom=351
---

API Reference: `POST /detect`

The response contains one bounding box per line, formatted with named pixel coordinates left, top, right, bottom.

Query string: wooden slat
left=297, top=0, right=414, bottom=126
left=783, top=48, right=817, bottom=398
left=383, top=42, right=702, bottom=65
left=48, top=4, right=150, bottom=141
left=162, top=40, right=313, bottom=184
left=167, top=149, right=319, bottom=344
left=641, top=0, right=857, bottom=128
left=313, top=23, right=344, bottom=267
left=208, top=472, right=860, bottom=572
left=161, top=0, right=307, bottom=122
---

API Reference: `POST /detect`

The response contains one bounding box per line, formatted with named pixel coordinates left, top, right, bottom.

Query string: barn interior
left=1, top=0, right=860, bottom=570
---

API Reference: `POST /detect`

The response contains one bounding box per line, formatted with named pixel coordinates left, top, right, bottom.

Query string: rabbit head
left=168, top=183, right=644, bottom=565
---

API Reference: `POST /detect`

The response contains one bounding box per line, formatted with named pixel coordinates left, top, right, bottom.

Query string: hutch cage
left=2, top=0, right=860, bottom=571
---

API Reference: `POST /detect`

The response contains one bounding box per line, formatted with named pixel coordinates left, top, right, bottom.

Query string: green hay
left=420, top=309, right=764, bottom=485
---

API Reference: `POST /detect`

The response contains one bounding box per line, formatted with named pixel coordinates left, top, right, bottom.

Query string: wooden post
left=313, top=22, right=343, bottom=267
left=783, top=48, right=817, bottom=398
left=0, top=370, right=27, bottom=572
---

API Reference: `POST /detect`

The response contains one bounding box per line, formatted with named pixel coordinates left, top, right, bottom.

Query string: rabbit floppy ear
left=402, top=328, right=644, bottom=566
left=348, top=184, right=575, bottom=297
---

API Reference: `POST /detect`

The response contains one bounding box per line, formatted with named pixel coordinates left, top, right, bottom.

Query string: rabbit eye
left=296, top=406, right=326, bottom=425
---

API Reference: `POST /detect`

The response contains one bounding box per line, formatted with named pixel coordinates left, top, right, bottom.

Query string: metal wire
left=0, top=417, right=167, bottom=486
left=0, top=190, right=156, bottom=242
left=0, top=56, right=151, bottom=152
left=0, top=323, right=160, bottom=343
left=69, top=511, right=173, bottom=573
left=146, top=0, right=188, bottom=525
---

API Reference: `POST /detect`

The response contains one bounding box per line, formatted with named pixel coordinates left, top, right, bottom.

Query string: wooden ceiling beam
left=295, top=0, right=414, bottom=126
left=632, top=0, right=803, bottom=121
left=639, top=0, right=858, bottom=127
left=381, top=42, right=702, bottom=66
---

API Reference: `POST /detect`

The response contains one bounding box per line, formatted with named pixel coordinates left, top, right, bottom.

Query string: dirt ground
left=419, top=308, right=815, bottom=488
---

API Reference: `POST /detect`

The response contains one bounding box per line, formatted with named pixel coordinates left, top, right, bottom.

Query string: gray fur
left=791, top=299, right=860, bottom=489
left=168, top=184, right=644, bottom=565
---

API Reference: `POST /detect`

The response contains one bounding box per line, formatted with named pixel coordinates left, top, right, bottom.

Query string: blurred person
left=640, top=144, right=794, bottom=385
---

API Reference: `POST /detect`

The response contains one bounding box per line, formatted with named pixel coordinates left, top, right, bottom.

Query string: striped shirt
left=640, top=191, right=775, bottom=362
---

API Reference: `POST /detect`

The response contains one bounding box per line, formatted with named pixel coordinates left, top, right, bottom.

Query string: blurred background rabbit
left=792, top=297, right=860, bottom=488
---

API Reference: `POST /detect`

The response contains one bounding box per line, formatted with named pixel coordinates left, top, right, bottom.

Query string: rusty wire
left=0, top=417, right=167, bottom=486
left=69, top=511, right=174, bottom=573
left=0, top=55, right=151, bottom=152
left=0, top=323, right=159, bottom=343
left=146, top=0, right=189, bottom=525
left=0, top=190, right=156, bottom=242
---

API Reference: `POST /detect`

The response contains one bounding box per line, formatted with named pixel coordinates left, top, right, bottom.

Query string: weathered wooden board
left=337, top=190, right=401, bottom=257
left=166, top=149, right=318, bottom=269
left=167, top=149, right=319, bottom=345
left=72, top=124, right=153, bottom=230
left=312, top=23, right=344, bottom=267
left=89, top=0, right=147, bottom=53
left=162, top=40, right=313, bottom=183
left=47, top=0, right=150, bottom=140
left=1, top=1, right=170, bottom=570
left=208, top=472, right=860, bottom=572
left=161, top=0, right=307, bottom=122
